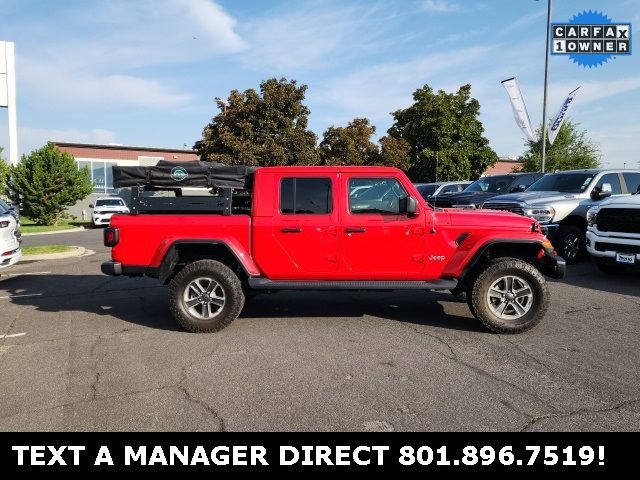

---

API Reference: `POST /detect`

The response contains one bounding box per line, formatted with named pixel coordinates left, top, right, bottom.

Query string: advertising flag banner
left=548, top=86, right=581, bottom=145
left=501, top=78, right=535, bottom=141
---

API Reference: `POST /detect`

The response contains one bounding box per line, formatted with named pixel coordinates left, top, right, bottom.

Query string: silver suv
left=482, top=169, right=640, bottom=264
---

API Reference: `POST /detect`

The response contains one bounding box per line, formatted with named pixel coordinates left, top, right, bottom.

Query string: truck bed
left=110, top=214, right=252, bottom=268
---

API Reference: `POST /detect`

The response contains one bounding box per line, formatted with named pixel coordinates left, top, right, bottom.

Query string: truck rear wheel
left=467, top=258, right=549, bottom=334
left=169, top=259, right=245, bottom=333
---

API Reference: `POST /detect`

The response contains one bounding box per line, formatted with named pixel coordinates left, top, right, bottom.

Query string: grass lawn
left=22, top=245, right=76, bottom=256
left=19, top=216, right=91, bottom=234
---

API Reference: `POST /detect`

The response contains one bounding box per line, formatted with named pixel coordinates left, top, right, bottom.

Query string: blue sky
left=0, top=0, right=638, bottom=168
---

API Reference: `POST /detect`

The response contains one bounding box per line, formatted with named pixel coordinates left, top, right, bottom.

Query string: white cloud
left=239, top=2, right=410, bottom=72
left=18, top=58, right=192, bottom=108
left=421, top=0, right=460, bottom=13
left=0, top=124, right=118, bottom=158
left=312, top=46, right=494, bottom=127
left=13, top=0, right=242, bottom=109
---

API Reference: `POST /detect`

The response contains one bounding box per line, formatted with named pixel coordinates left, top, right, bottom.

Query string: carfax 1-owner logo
left=551, top=10, right=632, bottom=67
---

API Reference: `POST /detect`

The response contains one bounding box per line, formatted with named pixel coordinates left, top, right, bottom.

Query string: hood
left=431, top=190, right=501, bottom=206
left=597, top=194, right=640, bottom=208
left=444, top=208, right=537, bottom=230
left=486, top=191, right=583, bottom=204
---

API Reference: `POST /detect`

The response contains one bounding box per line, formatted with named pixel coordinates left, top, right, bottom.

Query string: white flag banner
left=548, top=86, right=581, bottom=146
left=501, top=77, right=535, bottom=142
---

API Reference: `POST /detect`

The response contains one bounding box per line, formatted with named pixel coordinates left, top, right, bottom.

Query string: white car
left=0, top=213, right=21, bottom=271
left=586, top=192, right=640, bottom=273
left=90, top=197, right=130, bottom=227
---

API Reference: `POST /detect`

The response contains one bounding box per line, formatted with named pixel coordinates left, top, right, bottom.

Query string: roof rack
left=128, top=185, right=251, bottom=216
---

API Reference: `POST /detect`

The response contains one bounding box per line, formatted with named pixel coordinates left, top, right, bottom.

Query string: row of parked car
left=416, top=168, right=640, bottom=270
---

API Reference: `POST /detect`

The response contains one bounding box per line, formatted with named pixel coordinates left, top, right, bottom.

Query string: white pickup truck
left=586, top=192, right=640, bottom=273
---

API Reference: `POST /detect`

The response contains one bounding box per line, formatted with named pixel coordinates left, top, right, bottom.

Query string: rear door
left=339, top=175, right=427, bottom=280
left=267, top=174, right=340, bottom=280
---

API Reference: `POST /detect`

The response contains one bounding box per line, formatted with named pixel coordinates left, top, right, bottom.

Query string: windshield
left=96, top=199, right=125, bottom=207
left=527, top=173, right=595, bottom=193
left=465, top=176, right=514, bottom=193
left=416, top=184, right=437, bottom=197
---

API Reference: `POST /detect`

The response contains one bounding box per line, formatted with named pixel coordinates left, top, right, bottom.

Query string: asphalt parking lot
left=1, top=229, right=639, bottom=432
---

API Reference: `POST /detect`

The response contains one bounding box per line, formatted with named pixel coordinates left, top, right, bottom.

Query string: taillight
left=0, top=221, right=9, bottom=228
left=104, top=227, right=119, bottom=247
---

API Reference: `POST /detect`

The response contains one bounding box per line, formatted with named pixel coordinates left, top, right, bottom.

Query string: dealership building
left=54, top=142, right=199, bottom=219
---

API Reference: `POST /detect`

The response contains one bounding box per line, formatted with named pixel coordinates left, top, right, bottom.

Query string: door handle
left=345, top=227, right=367, bottom=234
left=281, top=227, right=302, bottom=233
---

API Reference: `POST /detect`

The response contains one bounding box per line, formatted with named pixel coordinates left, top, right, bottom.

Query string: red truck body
left=103, top=166, right=565, bottom=333
left=109, top=167, right=556, bottom=280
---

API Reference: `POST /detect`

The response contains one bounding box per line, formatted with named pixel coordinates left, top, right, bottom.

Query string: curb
left=22, top=246, right=87, bottom=261
left=21, top=227, right=88, bottom=237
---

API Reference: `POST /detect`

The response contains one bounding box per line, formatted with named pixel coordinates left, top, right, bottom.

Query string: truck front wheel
left=169, top=259, right=245, bottom=333
left=467, top=258, right=549, bottom=334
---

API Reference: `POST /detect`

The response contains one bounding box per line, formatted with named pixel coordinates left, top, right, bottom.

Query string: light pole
left=540, top=0, right=553, bottom=174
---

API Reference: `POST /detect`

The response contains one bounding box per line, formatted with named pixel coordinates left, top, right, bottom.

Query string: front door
left=339, top=176, right=427, bottom=280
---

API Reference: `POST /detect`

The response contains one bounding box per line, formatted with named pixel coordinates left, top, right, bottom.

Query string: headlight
left=587, top=207, right=599, bottom=227
left=523, top=206, right=555, bottom=224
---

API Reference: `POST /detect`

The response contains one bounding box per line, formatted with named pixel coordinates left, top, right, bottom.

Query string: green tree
left=319, top=118, right=379, bottom=166
left=10, top=143, right=93, bottom=225
left=520, top=120, right=600, bottom=172
left=318, top=118, right=411, bottom=170
left=194, top=78, right=319, bottom=166
left=0, top=147, right=9, bottom=197
left=387, top=84, right=497, bottom=182
left=378, top=135, right=410, bottom=170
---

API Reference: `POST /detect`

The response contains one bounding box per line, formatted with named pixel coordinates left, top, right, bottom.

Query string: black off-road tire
left=557, top=225, right=585, bottom=265
left=169, top=259, right=245, bottom=333
left=596, top=262, right=626, bottom=275
left=467, top=257, right=549, bottom=334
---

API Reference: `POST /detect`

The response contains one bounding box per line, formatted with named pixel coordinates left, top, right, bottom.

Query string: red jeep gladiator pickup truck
left=101, top=163, right=565, bottom=334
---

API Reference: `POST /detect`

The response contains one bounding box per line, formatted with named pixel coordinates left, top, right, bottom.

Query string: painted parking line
left=2, top=271, right=51, bottom=276
left=0, top=332, right=26, bottom=339
left=0, top=293, right=44, bottom=299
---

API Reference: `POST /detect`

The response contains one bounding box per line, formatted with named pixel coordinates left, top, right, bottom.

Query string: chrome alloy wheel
left=562, top=233, right=581, bottom=262
left=183, top=277, right=226, bottom=320
left=486, top=275, right=534, bottom=321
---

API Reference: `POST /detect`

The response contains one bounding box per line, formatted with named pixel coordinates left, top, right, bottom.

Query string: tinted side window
left=349, top=178, right=408, bottom=215
left=440, top=185, right=456, bottom=194
left=623, top=172, right=640, bottom=194
left=595, top=173, right=622, bottom=195
left=517, top=174, right=538, bottom=188
left=280, top=178, right=332, bottom=215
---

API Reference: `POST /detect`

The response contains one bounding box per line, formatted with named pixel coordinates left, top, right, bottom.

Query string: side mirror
left=591, top=186, right=612, bottom=200
left=517, top=184, right=527, bottom=192
left=89, top=204, right=94, bottom=209
left=406, top=196, right=418, bottom=215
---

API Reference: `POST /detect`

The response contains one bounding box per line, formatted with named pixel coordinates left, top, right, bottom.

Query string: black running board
left=248, top=278, right=457, bottom=291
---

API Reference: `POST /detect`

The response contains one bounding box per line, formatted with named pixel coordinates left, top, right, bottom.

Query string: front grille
left=482, top=202, right=524, bottom=216
left=595, top=242, right=640, bottom=254
left=597, top=208, right=640, bottom=234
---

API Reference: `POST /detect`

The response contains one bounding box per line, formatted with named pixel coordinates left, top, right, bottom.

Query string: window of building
left=77, top=160, right=118, bottom=194
left=280, top=178, right=332, bottom=214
